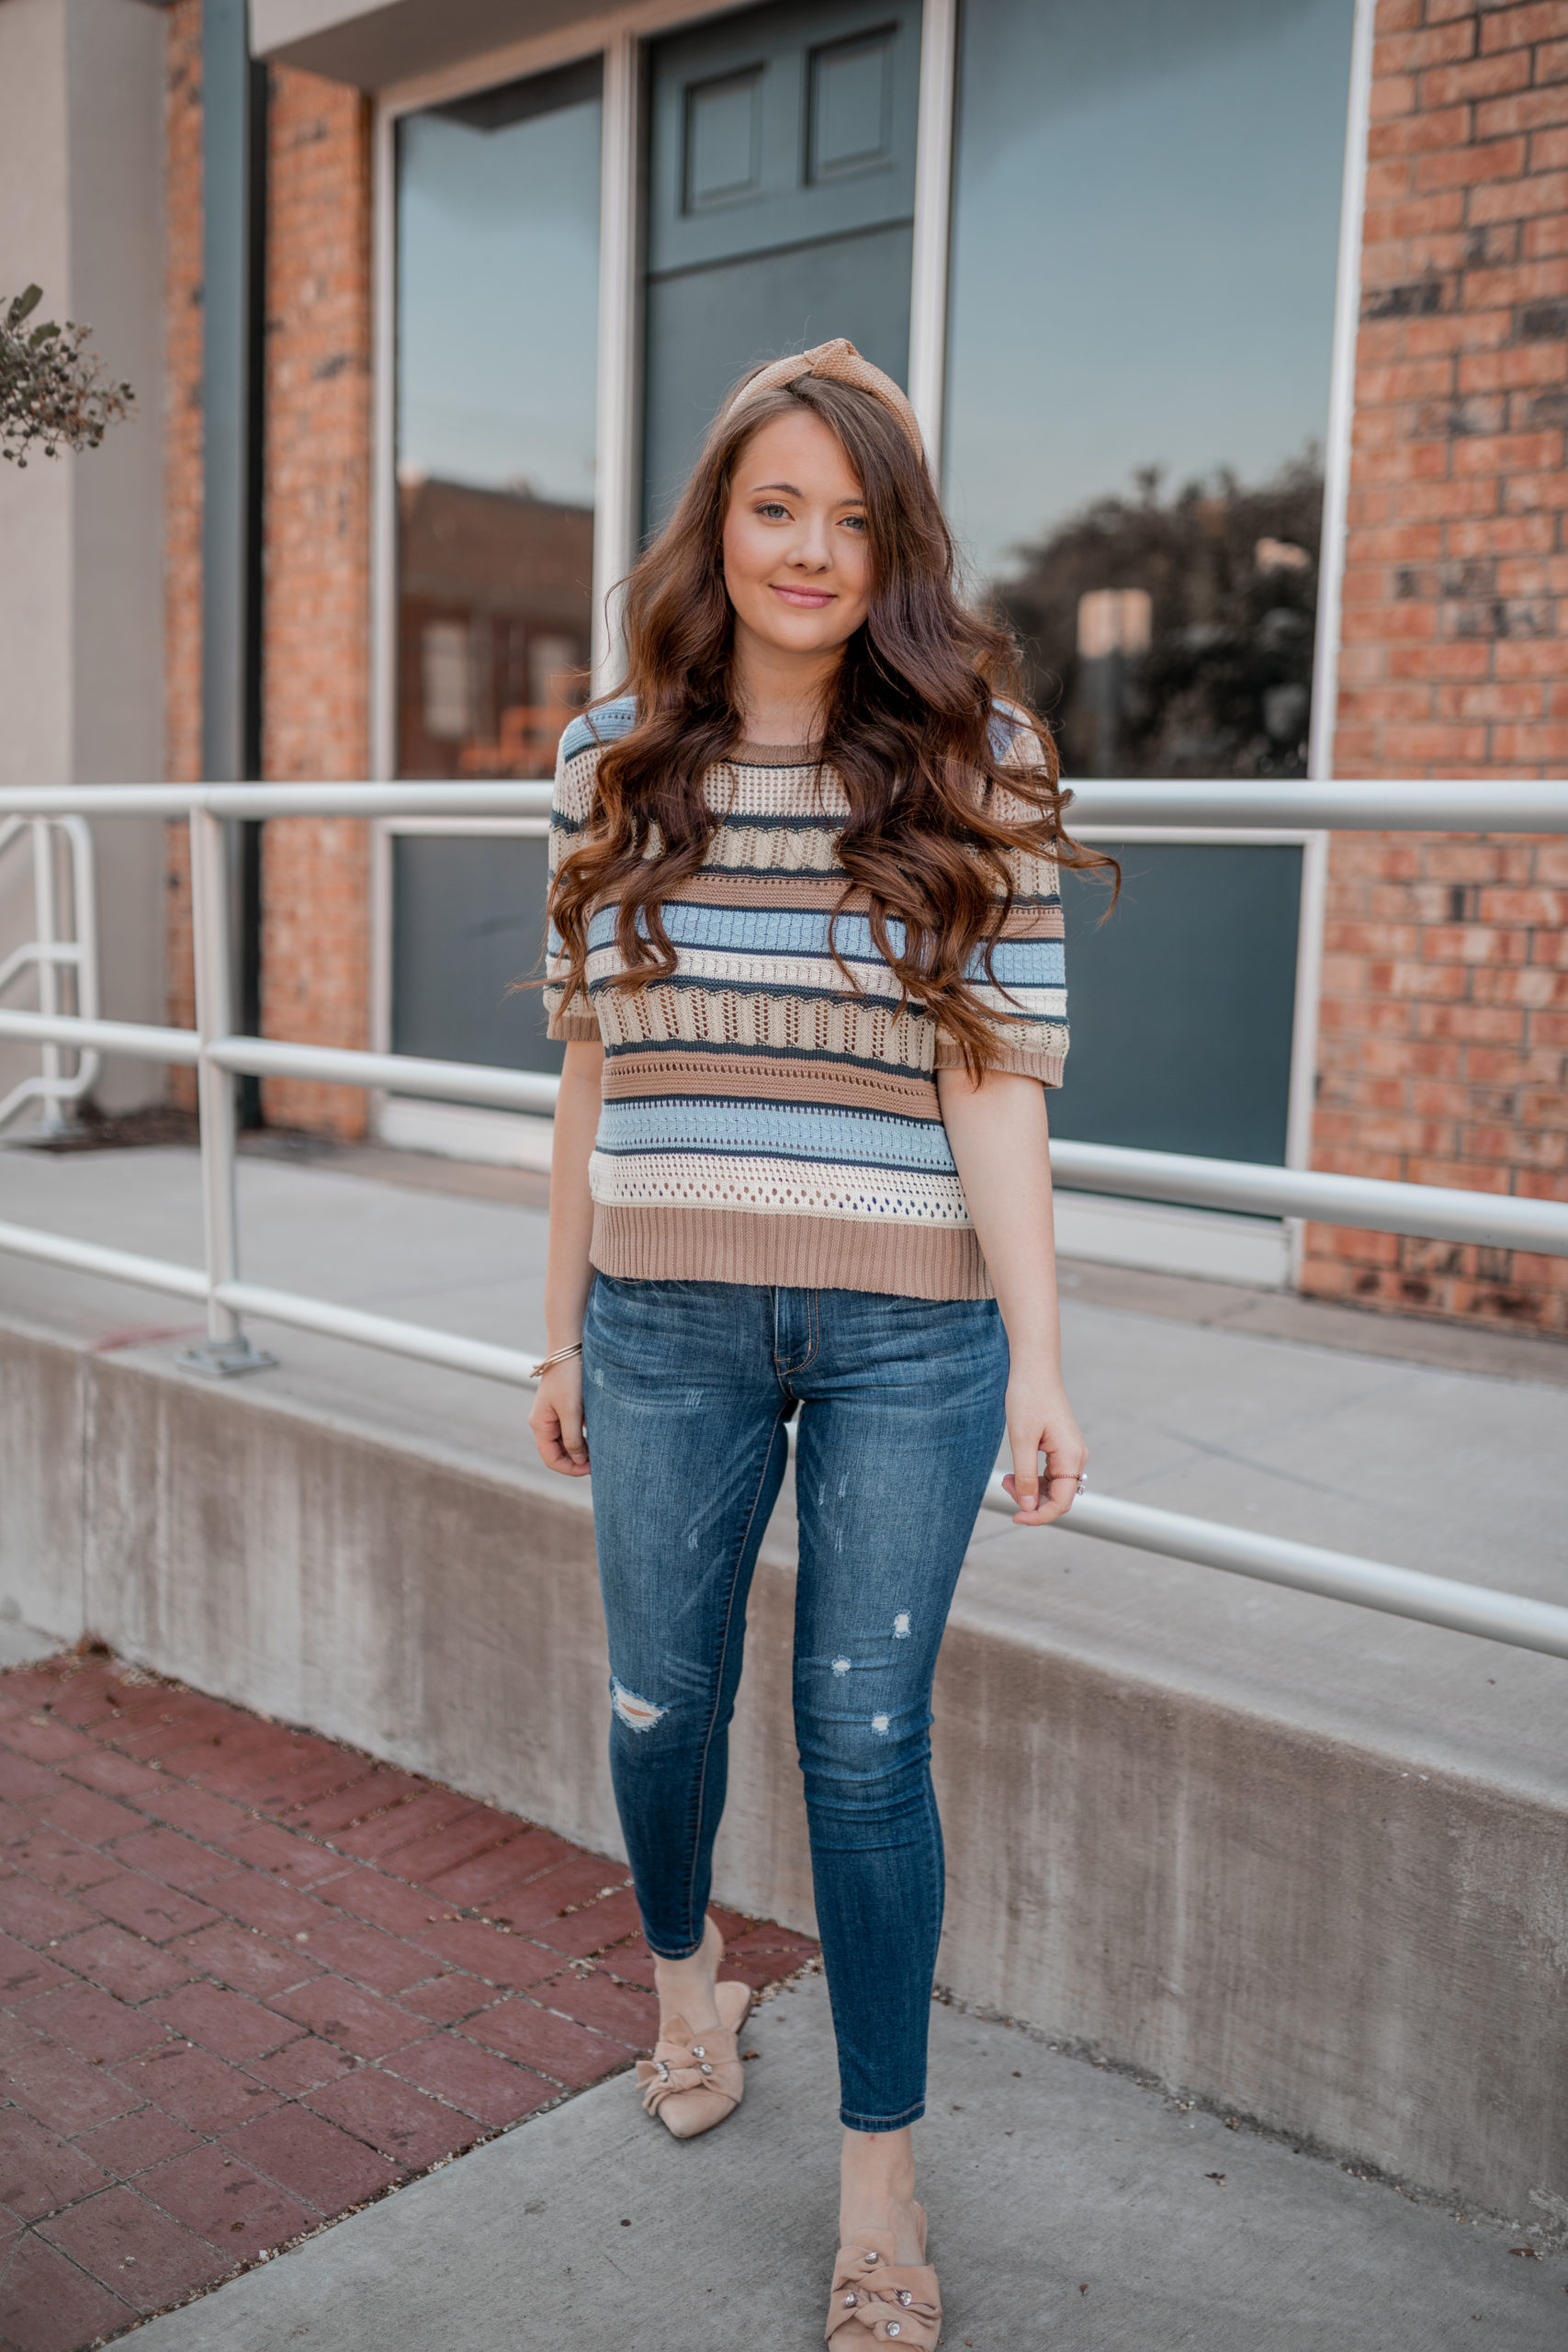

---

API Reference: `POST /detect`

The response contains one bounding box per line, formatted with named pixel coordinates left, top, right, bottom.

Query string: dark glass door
left=642, top=0, right=922, bottom=532
left=1055, top=843, right=1303, bottom=1166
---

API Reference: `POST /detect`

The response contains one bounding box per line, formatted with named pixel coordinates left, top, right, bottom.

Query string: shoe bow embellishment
left=635, top=2019, right=740, bottom=2120
left=824, top=2245, right=942, bottom=2346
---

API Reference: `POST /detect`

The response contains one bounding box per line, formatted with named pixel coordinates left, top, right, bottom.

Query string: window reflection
left=396, top=62, right=602, bottom=779
left=945, top=0, right=1352, bottom=777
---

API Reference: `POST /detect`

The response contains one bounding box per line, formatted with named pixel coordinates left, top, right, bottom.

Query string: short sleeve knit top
left=543, top=696, right=1067, bottom=1302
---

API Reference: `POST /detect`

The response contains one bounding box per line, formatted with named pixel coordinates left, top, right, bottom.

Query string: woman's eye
left=756, top=502, right=790, bottom=521
left=841, top=514, right=868, bottom=533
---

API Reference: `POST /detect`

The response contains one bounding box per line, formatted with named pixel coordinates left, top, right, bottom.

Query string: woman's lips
left=769, top=583, right=834, bottom=608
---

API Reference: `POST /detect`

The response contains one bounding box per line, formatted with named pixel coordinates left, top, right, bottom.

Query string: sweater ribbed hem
left=589, top=1204, right=993, bottom=1300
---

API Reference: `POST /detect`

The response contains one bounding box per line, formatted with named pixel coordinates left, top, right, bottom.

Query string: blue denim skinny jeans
left=581, top=1274, right=1008, bottom=2133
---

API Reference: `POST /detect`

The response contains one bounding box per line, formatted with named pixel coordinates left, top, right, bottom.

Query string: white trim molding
left=908, top=0, right=959, bottom=473
left=1308, top=0, right=1377, bottom=788
left=371, top=0, right=757, bottom=119
left=378, top=1096, right=557, bottom=1170
left=1292, top=0, right=1376, bottom=1278
left=592, top=28, right=643, bottom=695
left=1055, top=1193, right=1291, bottom=1291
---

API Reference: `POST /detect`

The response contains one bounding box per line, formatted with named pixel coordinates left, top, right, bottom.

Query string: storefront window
left=395, top=62, right=602, bottom=781
left=390, top=62, right=601, bottom=1079
left=945, top=0, right=1354, bottom=780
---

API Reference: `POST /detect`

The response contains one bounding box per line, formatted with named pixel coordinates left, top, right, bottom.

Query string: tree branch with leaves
left=1, top=285, right=133, bottom=468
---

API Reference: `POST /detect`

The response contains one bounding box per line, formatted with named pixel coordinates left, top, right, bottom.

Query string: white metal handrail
left=3, top=1007, right=1565, bottom=1256
left=0, top=777, right=1564, bottom=1659
left=1, top=777, right=1567, bottom=827
left=0, top=816, right=100, bottom=1134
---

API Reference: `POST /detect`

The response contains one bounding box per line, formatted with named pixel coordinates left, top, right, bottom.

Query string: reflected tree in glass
left=943, top=0, right=1353, bottom=784
left=996, top=452, right=1324, bottom=778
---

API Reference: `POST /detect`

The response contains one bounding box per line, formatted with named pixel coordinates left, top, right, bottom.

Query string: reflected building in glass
left=945, top=0, right=1354, bottom=783
left=396, top=477, right=593, bottom=781
left=395, top=62, right=603, bottom=786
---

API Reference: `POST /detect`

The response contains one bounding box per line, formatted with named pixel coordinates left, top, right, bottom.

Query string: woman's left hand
left=998, top=1370, right=1088, bottom=1526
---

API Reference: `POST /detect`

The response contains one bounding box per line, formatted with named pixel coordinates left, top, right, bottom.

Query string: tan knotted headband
left=720, top=337, right=926, bottom=462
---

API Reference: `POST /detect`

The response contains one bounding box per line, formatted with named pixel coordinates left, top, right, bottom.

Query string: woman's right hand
left=529, top=1355, right=590, bottom=1476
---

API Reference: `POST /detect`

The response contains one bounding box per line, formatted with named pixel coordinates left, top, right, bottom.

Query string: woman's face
left=720, top=410, right=872, bottom=661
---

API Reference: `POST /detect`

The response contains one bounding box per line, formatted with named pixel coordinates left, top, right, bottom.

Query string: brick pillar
left=161, top=32, right=373, bottom=1138
left=1306, top=0, right=1568, bottom=1335
left=257, top=65, right=374, bottom=1139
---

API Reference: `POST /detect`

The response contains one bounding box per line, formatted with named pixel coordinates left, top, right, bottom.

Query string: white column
left=592, top=28, right=642, bottom=697
left=0, top=0, right=167, bottom=1121
left=908, top=0, right=959, bottom=479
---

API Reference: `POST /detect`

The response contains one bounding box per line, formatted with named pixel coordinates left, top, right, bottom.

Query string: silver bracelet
left=531, top=1340, right=583, bottom=1378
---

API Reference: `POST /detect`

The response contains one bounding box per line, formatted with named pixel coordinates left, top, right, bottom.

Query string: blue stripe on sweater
left=584, top=900, right=1065, bottom=986
left=558, top=696, right=638, bottom=765
left=603, top=1037, right=939, bottom=1076
left=594, top=1097, right=960, bottom=1173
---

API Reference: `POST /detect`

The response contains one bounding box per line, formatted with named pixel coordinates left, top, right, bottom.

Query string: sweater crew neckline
left=729, top=740, right=824, bottom=767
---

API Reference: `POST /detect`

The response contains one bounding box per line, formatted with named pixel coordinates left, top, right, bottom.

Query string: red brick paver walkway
left=0, top=1651, right=817, bottom=2351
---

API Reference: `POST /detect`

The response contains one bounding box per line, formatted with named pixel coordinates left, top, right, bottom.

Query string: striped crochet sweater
left=543, top=696, right=1067, bottom=1300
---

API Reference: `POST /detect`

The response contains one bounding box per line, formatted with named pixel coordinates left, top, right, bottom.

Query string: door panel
left=1053, top=843, right=1302, bottom=1167
left=643, top=0, right=921, bottom=529
left=391, top=835, right=561, bottom=1080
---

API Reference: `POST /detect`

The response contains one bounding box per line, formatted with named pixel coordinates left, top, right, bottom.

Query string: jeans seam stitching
left=681, top=1408, right=787, bottom=1946
left=796, top=1286, right=819, bottom=1373
left=772, top=1288, right=819, bottom=1381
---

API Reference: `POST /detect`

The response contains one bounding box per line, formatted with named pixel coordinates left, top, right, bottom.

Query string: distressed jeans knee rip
left=611, top=1677, right=666, bottom=1733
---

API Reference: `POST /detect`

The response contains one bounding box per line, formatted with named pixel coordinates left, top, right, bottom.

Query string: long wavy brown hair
left=548, top=369, right=1115, bottom=1075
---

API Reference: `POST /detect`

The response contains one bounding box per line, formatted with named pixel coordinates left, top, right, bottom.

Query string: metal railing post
left=178, top=804, right=274, bottom=1377
left=31, top=821, right=65, bottom=1134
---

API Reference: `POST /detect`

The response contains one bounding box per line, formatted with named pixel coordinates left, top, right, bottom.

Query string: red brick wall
left=256, top=66, right=374, bottom=1139
left=1306, top=0, right=1568, bottom=1333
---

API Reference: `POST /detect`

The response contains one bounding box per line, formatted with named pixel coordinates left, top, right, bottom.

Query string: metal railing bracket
left=175, top=1334, right=277, bottom=1380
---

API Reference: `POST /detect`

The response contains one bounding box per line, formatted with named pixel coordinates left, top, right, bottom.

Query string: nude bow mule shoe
left=636, top=1977, right=752, bottom=2140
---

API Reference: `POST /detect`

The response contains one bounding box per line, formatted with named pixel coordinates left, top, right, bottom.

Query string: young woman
left=529, top=339, right=1099, bottom=2345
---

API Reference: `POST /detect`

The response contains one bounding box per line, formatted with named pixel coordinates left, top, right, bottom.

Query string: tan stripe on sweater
left=590, top=1204, right=992, bottom=1300
left=601, top=1050, right=944, bottom=1118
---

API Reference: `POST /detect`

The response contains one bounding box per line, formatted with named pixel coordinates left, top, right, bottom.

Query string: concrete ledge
left=3, top=1304, right=1565, bottom=2231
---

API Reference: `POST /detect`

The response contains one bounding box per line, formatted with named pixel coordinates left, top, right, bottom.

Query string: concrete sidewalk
left=122, top=1969, right=1568, bottom=2352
